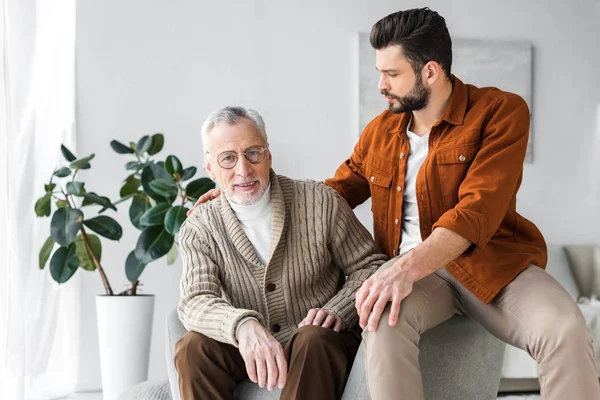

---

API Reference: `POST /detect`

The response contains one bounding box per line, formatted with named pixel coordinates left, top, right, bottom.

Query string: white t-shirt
left=227, top=185, right=272, bottom=266
left=399, top=126, right=430, bottom=256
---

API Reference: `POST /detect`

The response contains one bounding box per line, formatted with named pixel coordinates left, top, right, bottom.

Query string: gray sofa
left=165, top=309, right=505, bottom=399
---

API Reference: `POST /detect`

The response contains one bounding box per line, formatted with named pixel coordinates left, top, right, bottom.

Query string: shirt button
left=370, top=176, right=375, bottom=182
left=399, top=153, right=405, bottom=159
left=271, top=324, right=281, bottom=333
left=395, top=219, right=399, bottom=225
left=266, top=283, right=276, bottom=292
left=397, top=186, right=402, bottom=192
left=393, top=250, right=397, bottom=256
left=459, top=154, right=466, bottom=162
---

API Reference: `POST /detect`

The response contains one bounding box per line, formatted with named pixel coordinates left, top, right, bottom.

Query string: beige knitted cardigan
left=178, top=170, right=387, bottom=346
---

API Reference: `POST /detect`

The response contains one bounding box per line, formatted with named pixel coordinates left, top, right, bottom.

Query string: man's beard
left=382, top=74, right=431, bottom=114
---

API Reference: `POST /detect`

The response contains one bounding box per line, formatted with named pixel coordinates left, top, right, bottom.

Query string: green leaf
left=39, top=236, right=55, bottom=269
left=164, top=205, right=189, bottom=235
left=70, top=154, right=95, bottom=170
left=167, top=243, right=177, bottom=265
left=56, top=200, right=69, bottom=209
left=186, top=178, right=216, bottom=200
left=125, top=250, right=147, bottom=282
left=148, top=133, right=164, bottom=156
left=49, top=244, right=79, bottom=284
left=54, top=167, right=71, bottom=178
left=148, top=178, right=178, bottom=198
left=181, top=167, right=197, bottom=181
left=83, top=216, right=123, bottom=240
left=120, top=175, right=141, bottom=198
left=35, top=193, right=52, bottom=217
left=129, top=194, right=152, bottom=230
left=141, top=163, right=176, bottom=203
left=125, top=161, right=142, bottom=171
left=110, top=140, right=134, bottom=154
left=50, top=208, right=83, bottom=246
left=45, top=183, right=56, bottom=192
left=61, top=145, right=77, bottom=162
left=66, top=181, right=84, bottom=195
left=136, top=135, right=152, bottom=154
left=135, top=226, right=174, bottom=264
left=165, top=155, right=183, bottom=176
left=82, top=192, right=117, bottom=211
left=74, top=234, right=101, bottom=271
left=139, top=203, right=171, bottom=227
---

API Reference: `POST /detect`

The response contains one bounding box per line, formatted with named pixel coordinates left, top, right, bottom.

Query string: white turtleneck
left=226, top=184, right=272, bottom=266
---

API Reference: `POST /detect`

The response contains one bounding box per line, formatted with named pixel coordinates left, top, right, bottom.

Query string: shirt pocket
left=362, top=163, right=392, bottom=228
left=435, top=142, right=480, bottom=210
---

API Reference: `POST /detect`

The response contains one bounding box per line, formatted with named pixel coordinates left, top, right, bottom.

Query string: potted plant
left=34, top=144, right=139, bottom=400
left=35, top=138, right=215, bottom=400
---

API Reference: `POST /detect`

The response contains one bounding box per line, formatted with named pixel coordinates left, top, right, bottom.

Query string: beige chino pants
left=363, top=261, right=599, bottom=400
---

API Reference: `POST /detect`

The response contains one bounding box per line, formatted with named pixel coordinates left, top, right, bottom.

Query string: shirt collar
left=438, top=75, right=468, bottom=126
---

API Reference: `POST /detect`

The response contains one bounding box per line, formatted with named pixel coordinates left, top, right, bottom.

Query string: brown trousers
left=363, top=263, right=600, bottom=400
left=175, top=324, right=360, bottom=400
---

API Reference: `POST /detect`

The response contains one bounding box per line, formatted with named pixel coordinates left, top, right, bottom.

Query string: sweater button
left=266, top=283, right=276, bottom=292
left=271, top=324, right=281, bottom=333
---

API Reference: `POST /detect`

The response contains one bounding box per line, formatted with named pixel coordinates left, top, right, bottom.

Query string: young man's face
left=205, top=118, right=272, bottom=206
left=375, top=45, right=431, bottom=114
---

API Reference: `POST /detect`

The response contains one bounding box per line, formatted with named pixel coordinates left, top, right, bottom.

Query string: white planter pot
left=96, top=294, right=155, bottom=400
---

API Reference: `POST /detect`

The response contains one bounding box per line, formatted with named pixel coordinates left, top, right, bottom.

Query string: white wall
left=75, top=0, right=600, bottom=389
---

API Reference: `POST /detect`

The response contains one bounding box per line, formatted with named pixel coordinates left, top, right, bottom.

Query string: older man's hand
left=237, top=319, right=287, bottom=391
left=186, top=188, right=222, bottom=216
left=298, top=308, right=345, bottom=332
left=355, top=259, right=415, bottom=332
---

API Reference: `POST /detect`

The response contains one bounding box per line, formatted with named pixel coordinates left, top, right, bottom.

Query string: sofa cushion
left=545, top=245, right=580, bottom=301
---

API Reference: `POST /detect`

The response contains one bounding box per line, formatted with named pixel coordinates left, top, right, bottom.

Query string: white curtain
left=0, top=1, right=79, bottom=399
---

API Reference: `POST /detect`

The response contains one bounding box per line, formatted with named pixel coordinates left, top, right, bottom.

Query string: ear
left=205, top=157, right=216, bottom=181
left=423, top=61, right=443, bottom=85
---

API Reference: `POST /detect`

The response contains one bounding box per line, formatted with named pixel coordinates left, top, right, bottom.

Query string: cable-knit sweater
left=178, top=170, right=387, bottom=346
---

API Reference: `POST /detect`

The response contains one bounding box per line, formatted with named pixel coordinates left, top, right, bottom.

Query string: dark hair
left=370, top=8, right=452, bottom=79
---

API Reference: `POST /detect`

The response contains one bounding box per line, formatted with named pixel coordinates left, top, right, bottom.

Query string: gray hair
left=201, top=106, right=268, bottom=151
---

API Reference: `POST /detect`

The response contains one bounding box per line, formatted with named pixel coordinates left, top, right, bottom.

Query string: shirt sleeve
left=324, top=126, right=372, bottom=209
left=321, top=189, right=388, bottom=328
left=177, top=223, right=265, bottom=347
left=432, top=95, right=530, bottom=249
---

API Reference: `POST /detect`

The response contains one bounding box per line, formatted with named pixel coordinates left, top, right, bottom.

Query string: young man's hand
left=186, top=188, right=222, bottom=216
left=237, top=319, right=287, bottom=391
left=355, top=259, right=415, bottom=332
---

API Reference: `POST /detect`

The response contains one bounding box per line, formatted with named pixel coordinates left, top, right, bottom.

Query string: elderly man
left=174, top=106, right=386, bottom=400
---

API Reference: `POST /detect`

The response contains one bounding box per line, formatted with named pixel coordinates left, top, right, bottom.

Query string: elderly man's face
left=205, top=118, right=272, bottom=206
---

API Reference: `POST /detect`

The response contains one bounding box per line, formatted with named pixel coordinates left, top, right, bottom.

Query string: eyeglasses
left=207, top=145, right=269, bottom=169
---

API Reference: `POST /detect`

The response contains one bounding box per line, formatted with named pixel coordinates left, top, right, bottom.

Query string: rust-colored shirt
left=325, top=76, right=547, bottom=304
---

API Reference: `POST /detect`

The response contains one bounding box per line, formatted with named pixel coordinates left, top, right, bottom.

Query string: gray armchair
left=165, top=309, right=505, bottom=400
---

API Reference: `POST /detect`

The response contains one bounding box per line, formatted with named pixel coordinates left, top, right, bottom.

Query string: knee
left=293, top=325, right=338, bottom=350
left=546, top=314, right=590, bottom=346
left=529, top=310, right=591, bottom=358
left=174, top=331, right=219, bottom=374
left=362, top=301, right=421, bottom=344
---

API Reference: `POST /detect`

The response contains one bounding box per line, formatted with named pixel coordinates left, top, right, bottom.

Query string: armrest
left=564, top=245, right=600, bottom=298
